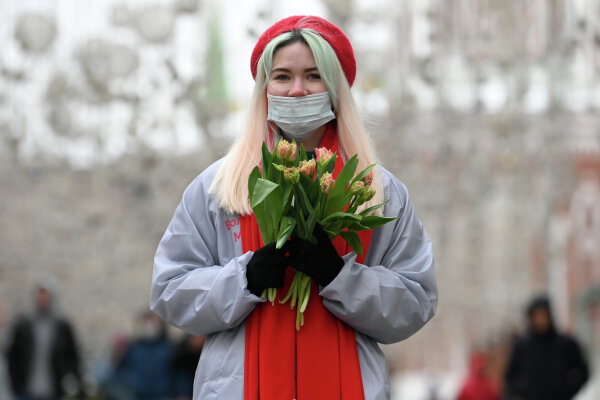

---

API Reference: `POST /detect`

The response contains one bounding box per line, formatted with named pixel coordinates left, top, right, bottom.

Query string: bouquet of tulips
left=248, top=139, right=395, bottom=329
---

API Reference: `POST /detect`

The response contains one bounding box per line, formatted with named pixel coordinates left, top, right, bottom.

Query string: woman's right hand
left=246, top=243, right=289, bottom=296
left=286, top=224, right=344, bottom=287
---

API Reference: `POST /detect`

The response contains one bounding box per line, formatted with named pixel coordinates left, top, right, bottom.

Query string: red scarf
left=242, top=125, right=372, bottom=400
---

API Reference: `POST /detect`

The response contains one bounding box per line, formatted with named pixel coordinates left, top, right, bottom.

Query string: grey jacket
left=150, top=159, right=437, bottom=400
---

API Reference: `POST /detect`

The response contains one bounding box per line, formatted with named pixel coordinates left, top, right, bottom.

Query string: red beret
left=250, top=15, right=356, bottom=87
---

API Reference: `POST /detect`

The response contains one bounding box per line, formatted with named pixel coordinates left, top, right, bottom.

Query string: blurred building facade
left=1, top=0, right=600, bottom=398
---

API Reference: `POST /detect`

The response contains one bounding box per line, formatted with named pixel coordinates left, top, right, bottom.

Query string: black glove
left=246, top=242, right=288, bottom=296
left=286, top=224, right=344, bottom=287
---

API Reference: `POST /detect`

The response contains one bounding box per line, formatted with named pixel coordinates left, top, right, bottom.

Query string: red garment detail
left=456, top=376, right=499, bottom=400
left=243, top=125, right=371, bottom=399
left=456, top=353, right=499, bottom=400
left=250, top=16, right=357, bottom=86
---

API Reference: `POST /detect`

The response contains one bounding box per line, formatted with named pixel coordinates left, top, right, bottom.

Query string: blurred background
left=1, top=0, right=600, bottom=399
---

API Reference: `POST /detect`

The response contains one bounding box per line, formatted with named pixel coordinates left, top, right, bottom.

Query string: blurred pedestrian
left=114, top=311, right=175, bottom=400
left=150, top=14, right=437, bottom=400
left=95, top=331, right=132, bottom=400
left=456, top=351, right=499, bottom=400
left=172, top=334, right=204, bottom=400
left=504, top=295, right=589, bottom=400
left=0, top=303, right=14, bottom=400
left=6, top=278, right=82, bottom=400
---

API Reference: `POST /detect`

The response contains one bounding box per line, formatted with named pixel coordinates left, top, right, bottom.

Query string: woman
left=150, top=15, right=437, bottom=400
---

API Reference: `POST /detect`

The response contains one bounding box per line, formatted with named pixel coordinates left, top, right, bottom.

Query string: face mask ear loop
left=264, top=91, right=281, bottom=150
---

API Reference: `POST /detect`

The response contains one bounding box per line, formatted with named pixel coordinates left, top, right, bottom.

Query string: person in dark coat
left=0, top=303, right=14, bottom=400
left=504, top=295, right=589, bottom=400
left=172, top=334, right=204, bottom=400
left=6, top=280, right=82, bottom=400
left=114, top=311, right=175, bottom=400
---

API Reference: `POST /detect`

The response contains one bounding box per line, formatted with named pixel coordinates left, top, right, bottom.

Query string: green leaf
left=288, top=206, right=304, bottom=238
left=248, top=166, right=261, bottom=201
left=250, top=178, right=285, bottom=243
left=305, top=209, right=318, bottom=239
left=295, top=183, right=314, bottom=216
left=359, top=215, right=396, bottom=230
left=342, top=216, right=396, bottom=232
left=298, top=176, right=314, bottom=209
left=276, top=216, right=296, bottom=249
left=324, top=152, right=337, bottom=174
left=345, top=221, right=370, bottom=232
left=320, top=211, right=362, bottom=225
left=330, top=154, right=358, bottom=199
left=299, top=173, right=320, bottom=206
left=253, top=205, right=273, bottom=243
left=264, top=189, right=284, bottom=234
left=272, top=163, right=286, bottom=172
left=282, top=183, right=293, bottom=214
left=323, top=219, right=347, bottom=237
left=261, top=143, right=272, bottom=178
left=250, top=178, right=279, bottom=209
left=298, top=144, right=307, bottom=165
left=340, top=230, right=363, bottom=256
left=359, top=200, right=389, bottom=216
left=351, top=164, right=376, bottom=186
left=326, top=189, right=356, bottom=214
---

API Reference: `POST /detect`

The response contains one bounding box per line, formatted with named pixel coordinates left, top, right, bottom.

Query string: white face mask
left=138, top=320, right=161, bottom=340
left=267, top=92, right=336, bottom=142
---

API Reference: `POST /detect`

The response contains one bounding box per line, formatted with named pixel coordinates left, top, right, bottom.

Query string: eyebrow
left=270, top=67, right=319, bottom=74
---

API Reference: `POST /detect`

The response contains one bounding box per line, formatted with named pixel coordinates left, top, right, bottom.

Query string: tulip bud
left=276, top=139, right=297, bottom=162
left=350, top=181, right=365, bottom=196
left=320, top=172, right=335, bottom=194
left=287, top=142, right=297, bottom=161
left=284, top=167, right=300, bottom=185
left=315, top=147, right=334, bottom=165
left=362, top=170, right=374, bottom=186
left=355, top=186, right=375, bottom=206
left=298, top=159, right=316, bottom=177
left=276, top=140, right=289, bottom=158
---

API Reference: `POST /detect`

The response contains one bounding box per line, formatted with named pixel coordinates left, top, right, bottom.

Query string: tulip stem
left=280, top=272, right=299, bottom=307
left=299, top=275, right=311, bottom=313
left=267, top=288, right=276, bottom=305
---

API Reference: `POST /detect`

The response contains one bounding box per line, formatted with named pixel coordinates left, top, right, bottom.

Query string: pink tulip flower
left=298, top=159, right=316, bottom=177
left=320, top=172, right=335, bottom=194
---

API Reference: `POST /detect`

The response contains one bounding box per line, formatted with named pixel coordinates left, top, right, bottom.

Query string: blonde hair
left=209, top=29, right=383, bottom=216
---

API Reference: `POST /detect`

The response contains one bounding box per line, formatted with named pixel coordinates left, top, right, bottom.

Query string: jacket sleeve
left=150, top=175, right=264, bottom=336
left=58, top=320, right=83, bottom=392
left=564, top=336, right=589, bottom=398
left=320, top=173, right=437, bottom=344
left=503, top=339, right=525, bottom=397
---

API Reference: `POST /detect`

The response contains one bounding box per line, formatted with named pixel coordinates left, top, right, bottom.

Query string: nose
left=288, top=77, right=308, bottom=97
